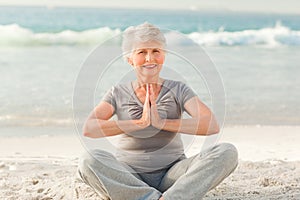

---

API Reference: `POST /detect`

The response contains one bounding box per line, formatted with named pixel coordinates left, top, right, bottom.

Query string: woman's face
left=128, top=41, right=165, bottom=78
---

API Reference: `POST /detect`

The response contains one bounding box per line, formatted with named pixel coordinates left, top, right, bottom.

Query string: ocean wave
left=188, top=22, right=300, bottom=46
left=0, top=24, right=122, bottom=46
left=1, top=23, right=300, bottom=47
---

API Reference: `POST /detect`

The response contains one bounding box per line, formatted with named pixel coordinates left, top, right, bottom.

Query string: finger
left=150, top=84, right=154, bottom=98
left=149, top=84, right=156, bottom=105
left=146, top=83, right=149, bottom=97
left=146, top=83, right=149, bottom=94
left=149, top=84, right=156, bottom=104
left=145, top=83, right=149, bottom=103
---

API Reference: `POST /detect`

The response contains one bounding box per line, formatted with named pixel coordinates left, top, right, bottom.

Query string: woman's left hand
left=149, top=84, right=164, bottom=130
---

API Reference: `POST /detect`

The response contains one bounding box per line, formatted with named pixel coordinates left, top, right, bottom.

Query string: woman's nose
left=145, top=53, right=152, bottom=62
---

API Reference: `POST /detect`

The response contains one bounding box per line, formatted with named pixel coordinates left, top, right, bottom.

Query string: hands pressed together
left=140, top=83, right=164, bottom=130
left=84, top=81, right=219, bottom=138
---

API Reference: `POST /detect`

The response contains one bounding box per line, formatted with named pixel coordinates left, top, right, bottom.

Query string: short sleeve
left=178, top=82, right=197, bottom=108
left=101, top=86, right=117, bottom=112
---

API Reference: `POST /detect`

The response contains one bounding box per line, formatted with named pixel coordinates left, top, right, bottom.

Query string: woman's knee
left=217, top=143, right=238, bottom=155
left=216, top=143, right=238, bottom=168
left=199, top=143, right=238, bottom=167
left=78, top=149, right=114, bottom=173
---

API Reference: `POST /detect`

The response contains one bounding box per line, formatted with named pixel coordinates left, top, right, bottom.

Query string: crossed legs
left=78, top=143, right=238, bottom=200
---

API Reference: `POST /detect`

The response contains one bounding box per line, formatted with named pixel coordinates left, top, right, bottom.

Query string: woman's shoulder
left=163, top=79, right=189, bottom=89
left=164, top=79, right=196, bottom=97
left=109, top=81, right=132, bottom=91
left=105, top=82, right=134, bottom=99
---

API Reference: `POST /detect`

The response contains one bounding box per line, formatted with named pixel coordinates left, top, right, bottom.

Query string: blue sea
left=0, top=6, right=300, bottom=136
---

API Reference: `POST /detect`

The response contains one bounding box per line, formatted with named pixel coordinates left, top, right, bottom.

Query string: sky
left=0, top=0, right=300, bottom=14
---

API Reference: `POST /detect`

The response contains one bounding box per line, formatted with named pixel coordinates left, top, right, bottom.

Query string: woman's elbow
left=195, top=125, right=219, bottom=135
left=198, top=117, right=220, bottom=135
left=82, top=124, right=91, bottom=137
left=198, top=127, right=219, bottom=135
left=209, top=125, right=220, bottom=135
left=82, top=120, right=105, bottom=138
left=82, top=120, right=95, bottom=138
left=82, top=129, right=99, bottom=138
left=207, top=120, right=220, bottom=135
left=83, top=131, right=93, bottom=138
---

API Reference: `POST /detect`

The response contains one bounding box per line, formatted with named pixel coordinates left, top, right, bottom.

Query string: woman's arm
left=151, top=96, right=220, bottom=136
left=83, top=99, right=151, bottom=138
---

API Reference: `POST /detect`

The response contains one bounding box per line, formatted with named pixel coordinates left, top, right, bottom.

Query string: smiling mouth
left=142, top=64, right=157, bottom=69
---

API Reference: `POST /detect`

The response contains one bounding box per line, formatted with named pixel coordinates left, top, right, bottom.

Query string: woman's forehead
left=133, top=41, right=164, bottom=50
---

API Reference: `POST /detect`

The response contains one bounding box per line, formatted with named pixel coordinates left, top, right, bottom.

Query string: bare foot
left=159, top=197, right=164, bottom=200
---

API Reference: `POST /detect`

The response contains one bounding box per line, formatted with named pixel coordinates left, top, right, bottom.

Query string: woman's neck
left=134, top=77, right=164, bottom=89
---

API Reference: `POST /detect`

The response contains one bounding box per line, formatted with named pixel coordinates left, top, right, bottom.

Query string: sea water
left=0, top=6, right=299, bottom=136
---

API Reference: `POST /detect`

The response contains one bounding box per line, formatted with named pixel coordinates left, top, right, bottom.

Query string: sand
left=0, top=126, right=299, bottom=199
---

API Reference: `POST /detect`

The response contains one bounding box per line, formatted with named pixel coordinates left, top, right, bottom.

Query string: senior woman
left=78, top=22, right=238, bottom=200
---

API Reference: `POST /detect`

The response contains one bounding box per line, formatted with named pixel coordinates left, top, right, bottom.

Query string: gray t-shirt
left=102, top=79, right=196, bottom=172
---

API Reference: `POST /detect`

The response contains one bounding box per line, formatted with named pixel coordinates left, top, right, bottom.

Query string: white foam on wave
left=0, top=24, right=122, bottom=46
left=0, top=22, right=299, bottom=47
left=188, top=22, right=300, bottom=47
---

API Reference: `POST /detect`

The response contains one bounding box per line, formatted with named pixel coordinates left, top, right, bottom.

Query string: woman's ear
left=127, top=57, right=133, bottom=66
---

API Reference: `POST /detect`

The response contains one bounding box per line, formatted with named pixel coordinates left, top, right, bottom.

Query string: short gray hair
left=122, top=22, right=166, bottom=59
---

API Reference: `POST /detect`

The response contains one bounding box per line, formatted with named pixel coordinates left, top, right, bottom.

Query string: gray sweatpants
left=78, top=143, right=238, bottom=200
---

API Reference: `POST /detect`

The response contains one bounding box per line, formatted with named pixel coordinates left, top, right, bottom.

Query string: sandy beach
left=1, top=126, right=299, bottom=199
